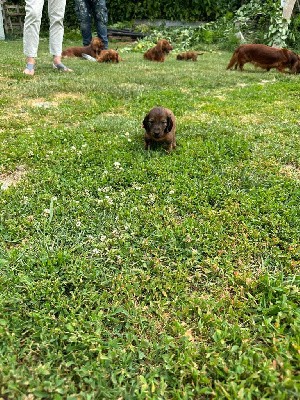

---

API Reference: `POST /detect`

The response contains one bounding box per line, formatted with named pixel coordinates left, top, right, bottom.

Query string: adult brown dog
left=142, top=107, right=176, bottom=152
left=176, top=51, right=203, bottom=61
left=96, top=49, right=121, bottom=63
left=143, top=39, right=173, bottom=62
left=62, top=37, right=104, bottom=58
left=227, top=43, right=300, bottom=73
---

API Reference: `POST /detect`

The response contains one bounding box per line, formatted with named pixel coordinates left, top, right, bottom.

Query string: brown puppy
left=62, top=37, right=104, bottom=58
left=96, top=49, right=121, bottom=63
left=227, top=43, right=300, bottom=73
left=142, top=107, right=176, bottom=152
left=143, top=39, right=173, bottom=62
left=176, top=51, right=203, bottom=61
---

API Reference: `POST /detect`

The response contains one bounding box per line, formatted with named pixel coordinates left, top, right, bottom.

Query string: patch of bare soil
left=0, top=165, right=27, bottom=190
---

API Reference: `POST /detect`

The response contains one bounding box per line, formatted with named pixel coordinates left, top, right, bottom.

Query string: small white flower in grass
left=43, top=208, right=51, bottom=215
left=169, top=190, right=175, bottom=195
left=124, top=132, right=130, bottom=137
left=98, top=186, right=111, bottom=193
left=71, top=146, right=76, bottom=151
left=149, top=193, right=156, bottom=203
left=100, top=235, right=107, bottom=242
left=76, top=221, right=81, bottom=227
left=92, top=248, right=100, bottom=254
left=114, top=161, right=121, bottom=169
left=127, top=138, right=132, bottom=142
left=105, top=196, right=113, bottom=205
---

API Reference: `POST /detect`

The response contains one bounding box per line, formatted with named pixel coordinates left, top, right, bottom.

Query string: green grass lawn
left=0, top=37, right=299, bottom=399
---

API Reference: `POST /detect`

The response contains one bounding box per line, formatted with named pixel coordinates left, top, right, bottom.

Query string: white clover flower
left=105, top=196, right=113, bottom=205
left=100, top=235, right=107, bottom=242
left=92, top=248, right=100, bottom=254
left=71, top=146, right=76, bottom=151
left=149, top=193, right=156, bottom=202
left=76, top=221, right=81, bottom=227
left=169, top=190, right=175, bottom=195
left=114, top=161, right=121, bottom=168
left=43, top=208, right=50, bottom=215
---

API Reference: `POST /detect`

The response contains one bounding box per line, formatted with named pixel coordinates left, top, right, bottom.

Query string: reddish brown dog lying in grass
left=96, top=49, right=121, bottom=63
left=143, top=39, right=173, bottom=62
left=62, top=37, right=104, bottom=58
left=142, top=107, right=176, bottom=152
left=227, top=43, right=300, bottom=73
left=176, top=51, right=203, bottom=61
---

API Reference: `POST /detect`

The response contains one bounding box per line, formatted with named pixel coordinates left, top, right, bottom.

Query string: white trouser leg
left=23, top=0, right=44, bottom=57
left=48, top=0, right=66, bottom=56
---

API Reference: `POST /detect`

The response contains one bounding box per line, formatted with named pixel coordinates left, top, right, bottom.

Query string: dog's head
left=109, top=50, right=120, bottom=63
left=96, top=49, right=121, bottom=63
left=143, top=107, right=174, bottom=140
left=91, top=37, right=104, bottom=52
left=176, top=54, right=184, bottom=60
left=157, top=39, right=173, bottom=54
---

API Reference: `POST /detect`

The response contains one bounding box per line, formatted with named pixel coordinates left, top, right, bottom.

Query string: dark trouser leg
left=75, top=0, right=93, bottom=46
left=93, top=0, right=108, bottom=49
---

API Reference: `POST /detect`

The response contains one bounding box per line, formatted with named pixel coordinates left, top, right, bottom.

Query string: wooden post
left=282, top=0, right=296, bottom=20
left=0, top=1, right=5, bottom=40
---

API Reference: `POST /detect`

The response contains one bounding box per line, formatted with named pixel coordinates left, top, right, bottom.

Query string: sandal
left=53, top=63, right=73, bottom=72
left=23, top=63, right=35, bottom=76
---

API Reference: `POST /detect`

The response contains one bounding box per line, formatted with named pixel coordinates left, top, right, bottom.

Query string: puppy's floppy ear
left=165, top=115, right=173, bottom=133
left=142, top=114, right=150, bottom=130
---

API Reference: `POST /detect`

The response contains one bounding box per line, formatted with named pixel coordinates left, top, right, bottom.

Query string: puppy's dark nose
left=154, top=132, right=160, bottom=138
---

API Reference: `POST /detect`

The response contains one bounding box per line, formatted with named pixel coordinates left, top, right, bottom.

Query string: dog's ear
left=142, top=114, right=150, bottom=130
left=165, top=115, right=173, bottom=133
left=156, top=41, right=163, bottom=52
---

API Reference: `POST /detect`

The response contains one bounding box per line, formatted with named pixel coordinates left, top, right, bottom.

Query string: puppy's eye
left=149, top=119, right=154, bottom=124
left=161, top=120, right=167, bottom=125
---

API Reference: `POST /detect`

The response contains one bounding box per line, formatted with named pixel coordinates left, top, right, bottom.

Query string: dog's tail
left=226, top=49, right=239, bottom=70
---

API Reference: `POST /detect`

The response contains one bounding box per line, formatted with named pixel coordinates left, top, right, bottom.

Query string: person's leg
left=23, top=0, right=44, bottom=74
left=93, top=0, right=108, bottom=49
left=75, top=0, right=93, bottom=46
left=48, top=0, right=72, bottom=71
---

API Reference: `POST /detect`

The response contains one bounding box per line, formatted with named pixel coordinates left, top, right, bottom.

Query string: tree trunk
left=0, top=1, right=5, bottom=40
left=282, top=0, right=296, bottom=20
